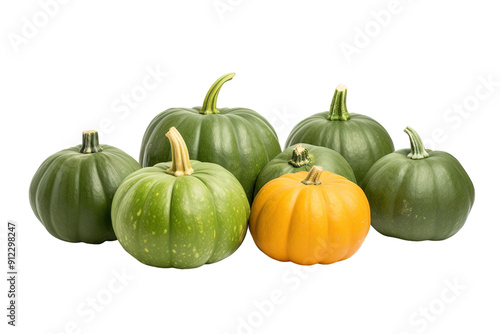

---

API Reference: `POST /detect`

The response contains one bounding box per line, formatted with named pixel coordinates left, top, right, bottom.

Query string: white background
left=1, top=1, right=499, bottom=333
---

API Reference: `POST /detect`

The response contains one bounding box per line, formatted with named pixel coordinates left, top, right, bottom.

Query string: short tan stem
left=165, top=127, right=194, bottom=176
left=79, top=130, right=102, bottom=154
left=289, top=145, right=311, bottom=167
left=301, top=165, right=323, bottom=185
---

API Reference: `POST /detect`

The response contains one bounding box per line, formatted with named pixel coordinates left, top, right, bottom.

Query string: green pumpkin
left=29, top=130, right=141, bottom=244
left=361, top=127, right=475, bottom=241
left=139, top=73, right=281, bottom=203
left=112, top=127, right=250, bottom=268
left=254, top=143, right=356, bottom=197
left=285, top=85, right=394, bottom=184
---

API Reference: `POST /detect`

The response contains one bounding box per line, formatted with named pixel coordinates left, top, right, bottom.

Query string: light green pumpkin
left=112, top=127, right=250, bottom=268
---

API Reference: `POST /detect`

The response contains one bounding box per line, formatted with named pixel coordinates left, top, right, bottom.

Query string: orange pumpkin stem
left=165, top=127, right=194, bottom=176
left=301, top=165, right=323, bottom=185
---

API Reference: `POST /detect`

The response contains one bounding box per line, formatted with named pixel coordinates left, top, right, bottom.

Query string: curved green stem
left=79, top=130, right=103, bottom=154
left=301, top=165, right=323, bottom=185
left=165, top=127, right=194, bottom=176
left=404, top=126, right=429, bottom=160
left=289, top=145, right=311, bottom=167
left=200, top=73, right=235, bottom=115
left=327, top=84, right=350, bottom=121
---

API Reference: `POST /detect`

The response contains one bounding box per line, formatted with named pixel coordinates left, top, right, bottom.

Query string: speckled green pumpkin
left=112, top=128, right=250, bottom=268
left=254, top=143, right=356, bottom=197
left=139, top=73, right=281, bottom=203
left=285, top=85, right=394, bottom=184
left=29, top=130, right=141, bottom=244
left=361, top=127, right=475, bottom=241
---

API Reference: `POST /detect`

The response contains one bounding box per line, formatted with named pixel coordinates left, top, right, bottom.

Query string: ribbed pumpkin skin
left=139, top=107, right=281, bottom=202
left=29, top=145, right=141, bottom=244
left=111, top=161, right=250, bottom=269
left=254, top=143, right=356, bottom=197
left=285, top=112, right=394, bottom=184
left=361, top=149, right=475, bottom=241
left=250, top=171, right=370, bottom=265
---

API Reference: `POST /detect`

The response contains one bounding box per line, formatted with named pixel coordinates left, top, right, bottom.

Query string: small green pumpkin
left=361, top=127, right=475, bottom=241
left=254, top=143, right=356, bottom=197
left=139, top=73, right=281, bottom=203
left=29, top=130, right=141, bottom=244
left=285, top=85, right=394, bottom=184
left=112, top=127, right=250, bottom=268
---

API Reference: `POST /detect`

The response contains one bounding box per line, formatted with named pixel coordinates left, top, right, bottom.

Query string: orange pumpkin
left=249, top=166, right=370, bottom=265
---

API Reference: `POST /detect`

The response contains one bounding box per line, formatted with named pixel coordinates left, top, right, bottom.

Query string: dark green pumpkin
left=112, top=128, right=249, bottom=268
left=254, top=143, right=356, bottom=197
left=285, top=85, right=394, bottom=184
left=139, top=73, right=281, bottom=203
left=29, top=130, right=141, bottom=244
left=361, top=127, right=475, bottom=241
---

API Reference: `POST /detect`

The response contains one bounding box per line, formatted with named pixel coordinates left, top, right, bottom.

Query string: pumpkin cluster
left=30, top=73, right=475, bottom=268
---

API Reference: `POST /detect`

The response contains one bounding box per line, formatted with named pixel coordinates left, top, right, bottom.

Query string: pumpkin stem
left=289, top=145, right=311, bottom=167
left=404, top=126, right=429, bottom=160
left=301, top=165, right=323, bottom=185
left=327, top=84, right=350, bottom=121
left=165, top=127, right=194, bottom=176
left=200, top=73, right=235, bottom=115
left=79, top=130, right=103, bottom=154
